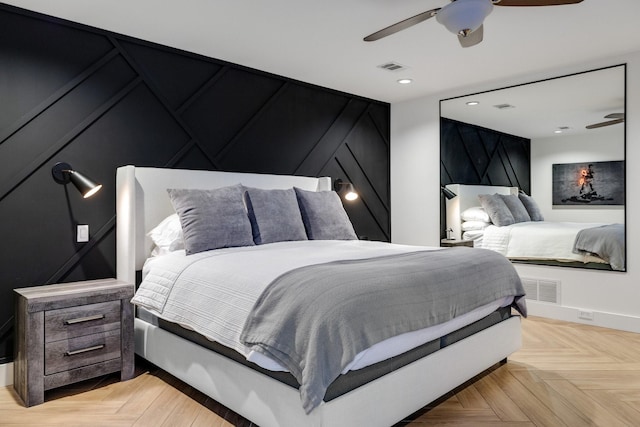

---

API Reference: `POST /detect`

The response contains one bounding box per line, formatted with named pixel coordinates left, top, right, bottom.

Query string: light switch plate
left=77, top=224, right=89, bottom=242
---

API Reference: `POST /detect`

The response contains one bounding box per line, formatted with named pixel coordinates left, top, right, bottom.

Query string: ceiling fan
left=364, top=0, right=583, bottom=48
left=586, top=113, right=625, bottom=130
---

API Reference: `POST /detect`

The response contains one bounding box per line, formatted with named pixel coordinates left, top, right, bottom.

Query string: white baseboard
left=527, top=300, right=640, bottom=333
left=0, top=362, right=13, bottom=387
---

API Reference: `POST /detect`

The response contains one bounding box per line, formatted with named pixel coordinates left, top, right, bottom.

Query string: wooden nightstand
left=13, top=278, right=134, bottom=407
left=441, top=238, right=474, bottom=248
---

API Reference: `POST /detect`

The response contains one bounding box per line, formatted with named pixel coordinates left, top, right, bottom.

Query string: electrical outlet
left=578, top=310, right=594, bottom=321
left=77, top=224, right=89, bottom=242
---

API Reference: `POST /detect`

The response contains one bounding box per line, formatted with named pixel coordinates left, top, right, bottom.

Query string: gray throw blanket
left=240, top=248, right=526, bottom=413
left=573, top=223, right=625, bottom=271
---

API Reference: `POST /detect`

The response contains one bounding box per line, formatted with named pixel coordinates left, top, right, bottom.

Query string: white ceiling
left=441, top=65, right=625, bottom=139
left=5, top=0, right=640, bottom=104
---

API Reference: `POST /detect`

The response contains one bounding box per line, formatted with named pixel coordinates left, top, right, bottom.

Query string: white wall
left=532, top=126, right=625, bottom=223
left=391, top=51, right=639, bottom=332
left=0, top=361, right=12, bottom=387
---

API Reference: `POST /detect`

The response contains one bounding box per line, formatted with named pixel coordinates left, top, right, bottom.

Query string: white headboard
left=445, top=184, right=518, bottom=240
left=115, top=165, right=332, bottom=285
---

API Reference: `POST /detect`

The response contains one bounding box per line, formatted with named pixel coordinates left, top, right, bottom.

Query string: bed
left=116, top=166, right=525, bottom=427
left=444, top=184, right=625, bottom=271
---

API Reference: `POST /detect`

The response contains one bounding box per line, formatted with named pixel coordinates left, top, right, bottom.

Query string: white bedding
left=480, top=221, right=607, bottom=264
left=132, top=240, right=513, bottom=373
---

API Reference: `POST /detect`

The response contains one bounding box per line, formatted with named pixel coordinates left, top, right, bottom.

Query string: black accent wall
left=440, top=117, right=531, bottom=236
left=0, top=4, right=390, bottom=363
left=440, top=118, right=531, bottom=192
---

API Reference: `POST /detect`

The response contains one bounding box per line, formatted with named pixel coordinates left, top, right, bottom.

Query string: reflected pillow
left=499, top=194, right=531, bottom=223
left=167, top=185, right=254, bottom=255
left=461, top=206, right=490, bottom=223
left=294, top=187, right=358, bottom=240
left=461, top=220, right=490, bottom=231
left=478, top=194, right=515, bottom=226
left=462, top=230, right=484, bottom=242
left=244, top=187, right=308, bottom=245
left=519, top=192, right=544, bottom=221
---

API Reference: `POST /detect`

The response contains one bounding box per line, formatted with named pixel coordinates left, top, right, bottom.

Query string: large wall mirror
left=440, top=64, right=626, bottom=271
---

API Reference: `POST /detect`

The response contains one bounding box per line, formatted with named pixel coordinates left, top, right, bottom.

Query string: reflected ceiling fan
left=586, top=113, right=625, bottom=129
left=364, top=0, right=583, bottom=48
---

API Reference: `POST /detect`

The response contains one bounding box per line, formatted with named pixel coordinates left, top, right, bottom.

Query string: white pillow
left=460, top=206, right=490, bottom=223
left=147, top=213, right=184, bottom=256
left=462, top=230, right=484, bottom=242
left=461, top=220, right=490, bottom=231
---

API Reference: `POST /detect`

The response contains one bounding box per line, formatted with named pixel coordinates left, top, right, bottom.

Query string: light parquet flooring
left=2, top=316, right=640, bottom=426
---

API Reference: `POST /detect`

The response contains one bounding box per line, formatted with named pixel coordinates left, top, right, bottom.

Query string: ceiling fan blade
left=604, top=113, right=625, bottom=119
left=586, top=119, right=625, bottom=129
left=364, top=8, right=440, bottom=42
left=458, top=25, right=484, bottom=48
left=494, top=0, right=583, bottom=6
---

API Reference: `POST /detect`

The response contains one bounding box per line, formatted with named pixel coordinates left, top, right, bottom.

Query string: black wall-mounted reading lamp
left=441, top=186, right=457, bottom=240
left=334, top=179, right=358, bottom=201
left=52, top=162, right=103, bottom=198
left=441, top=186, right=457, bottom=200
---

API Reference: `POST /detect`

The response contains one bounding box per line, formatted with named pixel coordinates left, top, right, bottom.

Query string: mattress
left=139, top=306, right=514, bottom=402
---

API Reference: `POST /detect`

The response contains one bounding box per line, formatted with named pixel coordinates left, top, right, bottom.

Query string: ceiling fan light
left=436, top=0, right=493, bottom=35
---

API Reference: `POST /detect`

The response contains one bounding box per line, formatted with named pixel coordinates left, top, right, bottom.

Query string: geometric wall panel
left=441, top=118, right=531, bottom=193
left=440, top=117, right=531, bottom=237
left=0, top=4, right=390, bottom=363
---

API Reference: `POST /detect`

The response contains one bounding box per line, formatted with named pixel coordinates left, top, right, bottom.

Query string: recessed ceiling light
left=397, top=78, right=413, bottom=84
left=466, top=101, right=479, bottom=106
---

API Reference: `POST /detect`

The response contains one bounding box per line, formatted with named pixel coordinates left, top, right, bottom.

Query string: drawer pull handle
left=65, top=344, right=105, bottom=356
left=64, top=314, right=105, bottom=325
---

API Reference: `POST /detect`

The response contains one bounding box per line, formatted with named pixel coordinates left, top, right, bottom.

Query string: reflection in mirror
left=440, top=65, right=626, bottom=271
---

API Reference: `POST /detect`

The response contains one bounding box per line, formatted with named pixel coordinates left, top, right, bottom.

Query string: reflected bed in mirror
left=445, top=184, right=625, bottom=271
left=440, top=65, right=626, bottom=271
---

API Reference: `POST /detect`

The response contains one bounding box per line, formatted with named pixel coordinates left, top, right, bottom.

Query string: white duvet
left=132, top=240, right=512, bottom=373
left=480, top=221, right=607, bottom=264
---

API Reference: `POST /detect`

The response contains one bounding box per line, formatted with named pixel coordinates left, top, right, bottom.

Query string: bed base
left=135, top=316, right=522, bottom=427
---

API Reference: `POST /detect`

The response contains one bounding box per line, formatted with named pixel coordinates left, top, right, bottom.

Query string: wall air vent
left=521, top=277, right=560, bottom=304
left=521, top=278, right=538, bottom=300
left=538, top=280, right=560, bottom=303
left=377, top=62, right=408, bottom=72
left=493, top=103, right=515, bottom=110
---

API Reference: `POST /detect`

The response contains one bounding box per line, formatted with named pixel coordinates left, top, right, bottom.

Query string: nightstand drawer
left=45, top=329, right=121, bottom=375
left=45, top=300, right=121, bottom=343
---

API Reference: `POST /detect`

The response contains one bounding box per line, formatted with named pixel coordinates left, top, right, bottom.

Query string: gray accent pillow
left=244, top=187, right=308, bottom=245
left=477, top=194, right=515, bottom=227
left=294, top=187, right=358, bottom=240
left=499, top=194, right=531, bottom=223
left=519, top=192, right=544, bottom=221
left=167, top=185, right=254, bottom=255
